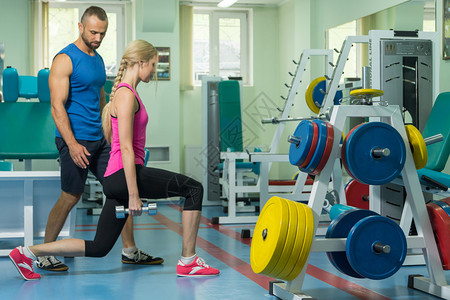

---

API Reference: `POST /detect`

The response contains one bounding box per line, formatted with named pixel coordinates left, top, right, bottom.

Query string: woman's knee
left=84, top=241, right=113, bottom=258
left=183, top=179, right=204, bottom=210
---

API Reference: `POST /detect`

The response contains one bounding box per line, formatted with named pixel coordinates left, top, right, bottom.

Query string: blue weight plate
left=312, top=80, right=326, bottom=108
left=312, top=80, right=343, bottom=107
left=334, top=90, right=343, bottom=105
left=326, top=209, right=379, bottom=278
left=346, top=215, right=407, bottom=280
left=345, top=122, right=406, bottom=185
left=433, top=201, right=450, bottom=218
left=289, top=120, right=315, bottom=166
left=301, top=120, right=328, bottom=174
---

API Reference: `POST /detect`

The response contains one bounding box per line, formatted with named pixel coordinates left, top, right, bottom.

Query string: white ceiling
left=180, top=0, right=286, bottom=7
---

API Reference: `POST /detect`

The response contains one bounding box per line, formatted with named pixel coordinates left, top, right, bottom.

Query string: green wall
left=135, top=0, right=181, bottom=173
left=1, top=0, right=450, bottom=176
left=0, top=0, right=32, bottom=75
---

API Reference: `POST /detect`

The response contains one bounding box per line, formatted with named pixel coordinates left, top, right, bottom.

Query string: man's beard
left=81, top=33, right=100, bottom=50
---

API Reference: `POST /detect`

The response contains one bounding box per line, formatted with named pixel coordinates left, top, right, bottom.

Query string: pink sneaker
left=9, top=246, right=41, bottom=280
left=177, top=256, right=220, bottom=277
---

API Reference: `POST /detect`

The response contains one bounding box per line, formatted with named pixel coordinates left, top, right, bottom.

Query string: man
left=39, top=6, right=163, bottom=271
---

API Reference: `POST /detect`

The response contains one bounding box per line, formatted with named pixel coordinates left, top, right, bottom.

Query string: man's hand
left=68, top=143, right=91, bottom=169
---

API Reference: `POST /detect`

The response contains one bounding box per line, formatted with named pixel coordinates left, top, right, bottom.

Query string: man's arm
left=50, top=54, right=90, bottom=169
left=99, top=87, right=106, bottom=113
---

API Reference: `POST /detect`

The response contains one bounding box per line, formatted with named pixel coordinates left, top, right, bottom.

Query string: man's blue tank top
left=55, top=43, right=106, bottom=141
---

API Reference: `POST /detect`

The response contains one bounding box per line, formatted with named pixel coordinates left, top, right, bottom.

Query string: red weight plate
left=427, top=203, right=450, bottom=270
left=345, top=179, right=369, bottom=210
left=310, top=121, right=335, bottom=175
left=299, top=122, right=319, bottom=169
left=269, top=180, right=296, bottom=186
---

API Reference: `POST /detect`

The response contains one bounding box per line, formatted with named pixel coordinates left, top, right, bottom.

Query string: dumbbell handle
left=424, top=133, right=443, bottom=146
left=115, top=203, right=157, bottom=219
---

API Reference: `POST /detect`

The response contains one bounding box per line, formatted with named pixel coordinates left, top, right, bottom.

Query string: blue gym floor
left=0, top=202, right=445, bottom=299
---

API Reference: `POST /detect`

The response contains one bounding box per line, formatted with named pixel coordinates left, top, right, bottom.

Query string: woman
left=9, top=40, right=219, bottom=280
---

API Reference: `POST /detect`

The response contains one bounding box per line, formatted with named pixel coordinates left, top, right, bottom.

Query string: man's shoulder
left=58, top=43, right=76, bottom=55
left=53, top=44, right=75, bottom=63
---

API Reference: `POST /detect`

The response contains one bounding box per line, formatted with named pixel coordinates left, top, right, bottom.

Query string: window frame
left=47, top=2, right=126, bottom=76
left=193, top=7, right=252, bottom=86
left=325, top=19, right=361, bottom=79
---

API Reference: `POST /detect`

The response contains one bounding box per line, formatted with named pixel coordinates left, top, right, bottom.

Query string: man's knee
left=59, top=191, right=82, bottom=208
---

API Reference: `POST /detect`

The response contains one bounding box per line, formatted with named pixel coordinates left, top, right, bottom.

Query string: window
left=423, top=1, right=435, bottom=32
left=48, top=3, right=125, bottom=76
left=326, top=20, right=360, bottom=79
left=193, top=9, right=251, bottom=85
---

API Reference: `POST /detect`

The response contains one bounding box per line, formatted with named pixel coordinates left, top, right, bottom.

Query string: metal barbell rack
left=270, top=104, right=450, bottom=299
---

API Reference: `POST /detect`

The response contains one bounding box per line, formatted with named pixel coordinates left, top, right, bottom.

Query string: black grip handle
left=421, top=175, right=448, bottom=191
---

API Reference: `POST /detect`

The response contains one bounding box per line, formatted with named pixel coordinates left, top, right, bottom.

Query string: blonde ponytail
left=102, top=40, right=158, bottom=143
left=102, top=60, right=127, bottom=143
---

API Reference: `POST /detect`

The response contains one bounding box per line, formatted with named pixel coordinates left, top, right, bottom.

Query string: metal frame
left=369, top=30, right=440, bottom=102
left=271, top=105, right=449, bottom=299
left=201, top=76, right=223, bottom=206
left=320, top=35, right=369, bottom=113
left=0, top=171, right=76, bottom=257
left=217, top=49, right=334, bottom=224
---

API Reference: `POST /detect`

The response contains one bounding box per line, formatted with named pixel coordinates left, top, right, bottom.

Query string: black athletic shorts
left=55, top=137, right=110, bottom=194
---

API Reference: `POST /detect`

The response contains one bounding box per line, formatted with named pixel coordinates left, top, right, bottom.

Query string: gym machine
left=204, top=50, right=337, bottom=224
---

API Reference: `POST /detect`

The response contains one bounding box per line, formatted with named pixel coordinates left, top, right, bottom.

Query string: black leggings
left=84, top=165, right=203, bottom=257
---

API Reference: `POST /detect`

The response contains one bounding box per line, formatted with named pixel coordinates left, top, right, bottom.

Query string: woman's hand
left=128, top=195, right=143, bottom=216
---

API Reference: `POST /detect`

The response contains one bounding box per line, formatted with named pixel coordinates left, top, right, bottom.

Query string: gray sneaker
left=36, top=256, right=69, bottom=271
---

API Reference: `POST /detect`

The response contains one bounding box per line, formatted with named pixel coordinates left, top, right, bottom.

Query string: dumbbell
left=115, top=202, right=157, bottom=219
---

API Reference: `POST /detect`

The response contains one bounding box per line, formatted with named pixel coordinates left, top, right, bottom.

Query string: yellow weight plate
left=305, top=77, right=325, bottom=114
left=350, top=88, right=384, bottom=98
left=271, top=199, right=300, bottom=279
left=250, top=196, right=290, bottom=275
left=405, top=125, right=428, bottom=169
left=285, top=203, right=315, bottom=281
left=274, top=200, right=306, bottom=280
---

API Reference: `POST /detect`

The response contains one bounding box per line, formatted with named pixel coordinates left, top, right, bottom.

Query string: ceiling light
left=218, top=0, right=238, bottom=8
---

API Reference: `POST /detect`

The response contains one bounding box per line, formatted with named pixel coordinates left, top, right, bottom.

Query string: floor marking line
left=152, top=212, right=273, bottom=290
left=167, top=204, right=392, bottom=298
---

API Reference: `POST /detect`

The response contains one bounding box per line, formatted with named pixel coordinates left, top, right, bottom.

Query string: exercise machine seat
left=2, top=66, right=49, bottom=102
left=0, top=160, right=13, bottom=171
left=2, top=66, right=19, bottom=102
left=218, top=80, right=244, bottom=152
left=19, top=76, right=38, bottom=99
left=0, top=102, right=58, bottom=159
left=218, top=80, right=260, bottom=174
left=37, top=68, right=50, bottom=102
left=422, top=92, right=450, bottom=172
left=418, top=168, right=450, bottom=188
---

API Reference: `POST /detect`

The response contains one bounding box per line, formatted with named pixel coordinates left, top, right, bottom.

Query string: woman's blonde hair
left=102, top=39, right=158, bottom=143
